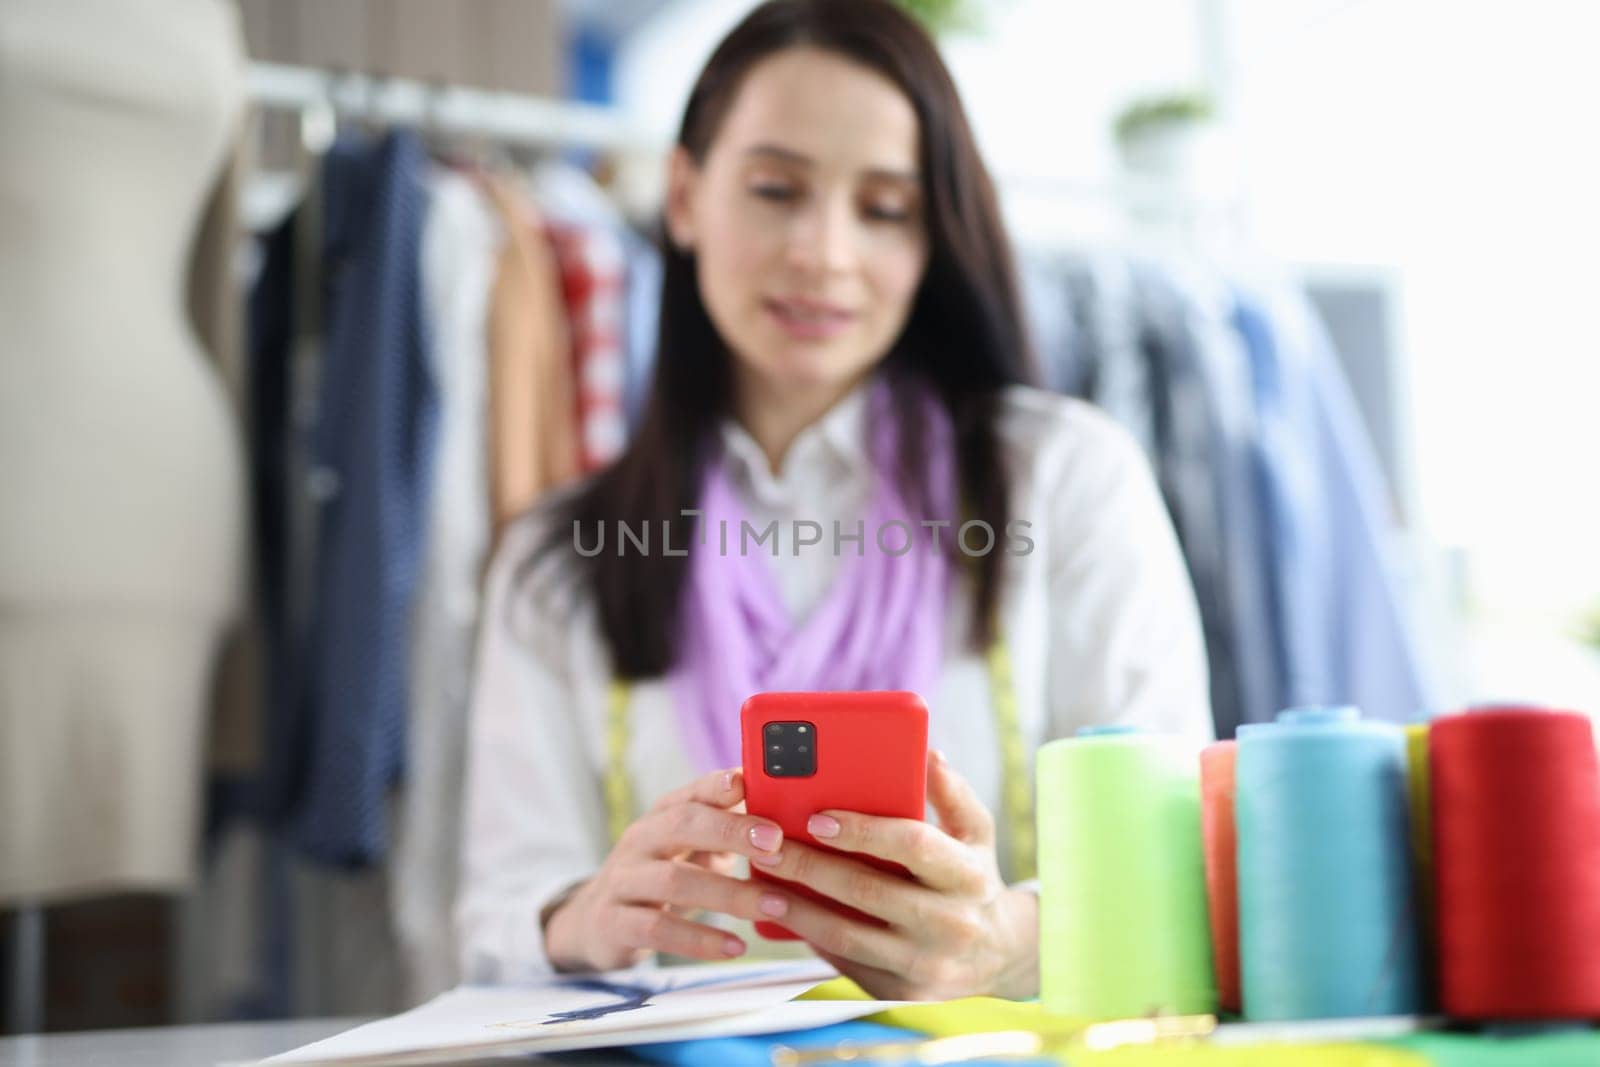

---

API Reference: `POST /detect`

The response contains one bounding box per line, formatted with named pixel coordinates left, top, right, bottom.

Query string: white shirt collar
left=717, top=374, right=877, bottom=506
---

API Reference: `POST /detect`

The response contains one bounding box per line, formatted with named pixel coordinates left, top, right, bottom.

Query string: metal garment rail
left=245, top=61, right=663, bottom=156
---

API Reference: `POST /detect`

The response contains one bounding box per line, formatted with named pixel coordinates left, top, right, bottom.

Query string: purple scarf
left=669, top=378, right=957, bottom=773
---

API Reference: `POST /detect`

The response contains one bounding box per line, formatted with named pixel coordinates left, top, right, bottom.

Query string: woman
left=457, top=0, right=1211, bottom=1001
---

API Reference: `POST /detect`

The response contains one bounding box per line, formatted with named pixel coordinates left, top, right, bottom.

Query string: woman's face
left=667, top=47, right=929, bottom=403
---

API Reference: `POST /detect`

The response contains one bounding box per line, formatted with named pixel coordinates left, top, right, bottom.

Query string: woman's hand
left=749, top=750, right=1039, bottom=1000
left=542, top=767, right=795, bottom=972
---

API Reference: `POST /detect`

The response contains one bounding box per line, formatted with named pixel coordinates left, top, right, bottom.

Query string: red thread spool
left=1431, top=706, right=1600, bottom=1019
left=1200, top=740, right=1241, bottom=1013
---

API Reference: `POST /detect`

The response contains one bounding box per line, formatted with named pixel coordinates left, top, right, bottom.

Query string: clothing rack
left=246, top=62, right=663, bottom=157
left=245, top=62, right=1247, bottom=247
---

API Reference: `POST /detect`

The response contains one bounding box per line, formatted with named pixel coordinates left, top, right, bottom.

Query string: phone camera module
left=762, top=721, right=817, bottom=777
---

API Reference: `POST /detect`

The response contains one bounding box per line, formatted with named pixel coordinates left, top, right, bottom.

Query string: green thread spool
left=1037, top=727, right=1216, bottom=1018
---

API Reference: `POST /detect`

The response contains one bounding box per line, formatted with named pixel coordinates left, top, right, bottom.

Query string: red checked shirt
left=545, top=221, right=628, bottom=472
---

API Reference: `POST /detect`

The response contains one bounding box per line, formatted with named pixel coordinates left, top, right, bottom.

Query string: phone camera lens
left=762, top=720, right=817, bottom=777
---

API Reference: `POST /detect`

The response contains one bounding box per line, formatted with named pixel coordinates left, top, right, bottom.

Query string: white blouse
left=456, top=382, right=1213, bottom=982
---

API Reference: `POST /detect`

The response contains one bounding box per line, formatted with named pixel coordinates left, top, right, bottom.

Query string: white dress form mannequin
left=0, top=0, right=246, bottom=906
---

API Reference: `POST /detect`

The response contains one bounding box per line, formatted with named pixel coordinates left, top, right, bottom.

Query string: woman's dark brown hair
left=528, top=0, right=1035, bottom=677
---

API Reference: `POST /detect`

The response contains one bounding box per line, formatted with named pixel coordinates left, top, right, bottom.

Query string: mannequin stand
left=5, top=903, right=44, bottom=1034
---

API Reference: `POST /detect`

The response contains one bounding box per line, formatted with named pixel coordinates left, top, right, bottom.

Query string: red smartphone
left=740, top=690, right=929, bottom=940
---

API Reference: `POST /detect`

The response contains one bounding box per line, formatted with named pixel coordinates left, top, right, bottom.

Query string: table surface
left=0, top=1018, right=642, bottom=1067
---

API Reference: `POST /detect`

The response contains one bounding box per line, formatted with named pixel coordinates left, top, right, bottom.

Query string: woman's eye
left=864, top=204, right=912, bottom=223
left=751, top=184, right=799, bottom=203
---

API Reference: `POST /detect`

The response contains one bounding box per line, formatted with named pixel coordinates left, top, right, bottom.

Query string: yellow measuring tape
left=986, top=633, right=1036, bottom=884
left=604, top=677, right=635, bottom=848
left=602, top=632, right=1036, bottom=883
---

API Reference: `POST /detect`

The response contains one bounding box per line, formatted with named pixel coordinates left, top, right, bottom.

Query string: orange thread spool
left=1201, top=740, right=1241, bottom=1013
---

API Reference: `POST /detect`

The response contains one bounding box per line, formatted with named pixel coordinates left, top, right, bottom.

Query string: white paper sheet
left=258, top=959, right=903, bottom=1066
left=1210, top=1015, right=1434, bottom=1045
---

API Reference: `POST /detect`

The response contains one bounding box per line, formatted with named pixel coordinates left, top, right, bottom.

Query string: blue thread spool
left=1235, top=705, right=1422, bottom=1020
left=1075, top=724, right=1142, bottom=737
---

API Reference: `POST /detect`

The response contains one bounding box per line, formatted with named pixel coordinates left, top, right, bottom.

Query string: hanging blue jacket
left=295, top=130, right=438, bottom=865
left=1135, top=262, right=1282, bottom=739
left=1232, top=280, right=1433, bottom=723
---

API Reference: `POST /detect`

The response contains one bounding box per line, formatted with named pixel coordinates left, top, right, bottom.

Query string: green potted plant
left=1577, top=601, right=1600, bottom=655
left=1112, top=90, right=1216, bottom=184
left=892, top=0, right=985, bottom=37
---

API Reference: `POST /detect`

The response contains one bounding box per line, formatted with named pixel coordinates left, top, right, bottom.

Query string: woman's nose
left=786, top=197, right=857, bottom=276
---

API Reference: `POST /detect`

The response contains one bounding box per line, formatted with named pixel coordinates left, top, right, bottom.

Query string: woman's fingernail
left=807, top=814, right=840, bottom=839
left=750, top=824, right=782, bottom=852
left=751, top=850, right=783, bottom=867
left=758, top=893, right=789, bottom=917
left=932, top=749, right=949, bottom=767
left=723, top=937, right=746, bottom=958
left=721, top=770, right=735, bottom=793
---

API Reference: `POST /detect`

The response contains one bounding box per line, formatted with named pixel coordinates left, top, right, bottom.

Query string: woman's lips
left=764, top=296, right=856, bottom=341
